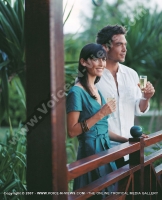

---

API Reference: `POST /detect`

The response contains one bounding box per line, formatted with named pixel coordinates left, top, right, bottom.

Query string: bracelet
left=84, top=120, right=89, bottom=131
left=80, top=120, right=89, bottom=133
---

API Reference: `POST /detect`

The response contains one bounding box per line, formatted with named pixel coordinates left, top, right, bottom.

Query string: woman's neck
left=87, top=74, right=96, bottom=89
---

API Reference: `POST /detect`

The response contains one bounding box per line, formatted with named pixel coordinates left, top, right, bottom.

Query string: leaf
left=0, top=12, right=22, bottom=56
left=1, top=68, right=9, bottom=115
left=0, top=0, right=22, bottom=41
left=63, top=0, right=69, bottom=17
left=0, top=60, right=10, bottom=70
left=0, top=94, right=6, bottom=124
left=63, top=0, right=75, bottom=26
left=12, top=77, right=26, bottom=108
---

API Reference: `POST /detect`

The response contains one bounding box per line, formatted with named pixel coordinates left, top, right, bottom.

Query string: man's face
left=107, top=34, right=127, bottom=63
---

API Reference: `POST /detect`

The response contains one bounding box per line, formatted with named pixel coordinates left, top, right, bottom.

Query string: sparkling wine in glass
left=107, top=94, right=116, bottom=119
left=139, top=75, right=147, bottom=99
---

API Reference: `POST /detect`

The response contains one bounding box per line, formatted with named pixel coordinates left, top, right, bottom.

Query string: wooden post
left=26, top=0, right=67, bottom=199
left=50, top=0, right=68, bottom=198
left=129, top=137, right=144, bottom=198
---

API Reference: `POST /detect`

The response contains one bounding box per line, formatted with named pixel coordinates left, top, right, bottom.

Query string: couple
left=66, top=25, right=155, bottom=195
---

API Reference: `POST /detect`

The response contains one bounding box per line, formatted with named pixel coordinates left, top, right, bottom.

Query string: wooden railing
left=67, top=131, right=162, bottom=200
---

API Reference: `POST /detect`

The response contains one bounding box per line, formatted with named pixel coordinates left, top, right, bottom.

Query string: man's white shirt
left=96, top=63, right=149, bottom=157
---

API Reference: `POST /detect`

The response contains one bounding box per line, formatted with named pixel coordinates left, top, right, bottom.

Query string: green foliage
left=2, top=76, right=26, bottom=127
left=0, top=0, right=25, bottom=69
left=153, top=158, right=162, bottom=167
left=63, top=0, right=75, bottom=26
left=0, top=126, right=26, bottom=199
left=66, top=135, right=78, bottom=191
left=137, top=115, right=162, bottom=133
left=123, top=8, right=162, bottom=108
left=66, top=136, right=78, bottom=164
left=0, top=0, right=25, bottom=124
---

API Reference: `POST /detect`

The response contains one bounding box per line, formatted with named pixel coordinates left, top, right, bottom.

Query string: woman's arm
left=109, top=130, right=128, bottom=143
left=67, top=99, right=116, bottom=138
left=108, top=131, right=149, bottom=143
left=67, top=111, right=103, bottom=138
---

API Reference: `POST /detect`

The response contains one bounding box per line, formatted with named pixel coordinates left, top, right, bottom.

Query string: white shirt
left=96, top=63, right=149, bottom=149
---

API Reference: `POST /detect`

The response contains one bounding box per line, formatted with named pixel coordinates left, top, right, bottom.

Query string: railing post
left=129, top=137, right=144, bottom=197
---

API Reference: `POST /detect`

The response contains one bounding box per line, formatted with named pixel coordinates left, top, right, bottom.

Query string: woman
left=66, top=43, right=128, bottom=197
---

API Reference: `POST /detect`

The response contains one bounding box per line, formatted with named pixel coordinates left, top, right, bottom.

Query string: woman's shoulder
left=69, top=85, right=81, bottom=92
left=68, top=83, right=84, bottom=93
left=67, top=85, right=85, bottom=99
left=66, top=85, right=83, bottom=112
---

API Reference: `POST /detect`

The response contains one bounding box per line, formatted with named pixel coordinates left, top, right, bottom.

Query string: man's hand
left=141, top=134, right=149, bottom=138
left=143, top=81, right=155, bottom=100
left=138, top=81, right=155, bottom=112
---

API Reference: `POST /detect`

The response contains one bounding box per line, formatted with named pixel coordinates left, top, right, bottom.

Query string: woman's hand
left=99, top=99, right=116, bottom=118
left=109, top=130, right=128, bottom=143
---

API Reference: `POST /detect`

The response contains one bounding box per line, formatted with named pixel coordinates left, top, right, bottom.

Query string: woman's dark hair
left=96, top=24, right=127, bottom=47
left=78, top=43, right=106, bottom=99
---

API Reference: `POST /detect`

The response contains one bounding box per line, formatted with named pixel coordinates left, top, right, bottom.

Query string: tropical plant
left=2, top=76, right=26, bottom=127
left=0, top=125, right=26, bottom=199
left=66, top=135, right=78, bottom=164
left=0, top=1, right=26, bottom=198
left=0, top=0, right=25, bottom=127
left=123, top=6, right=162, bottom=132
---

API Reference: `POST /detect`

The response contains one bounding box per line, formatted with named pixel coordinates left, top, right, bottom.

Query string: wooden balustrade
left=67, top=131, right=162, bottom=200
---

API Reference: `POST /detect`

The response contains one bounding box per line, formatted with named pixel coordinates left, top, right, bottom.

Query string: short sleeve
left=66, top=87, right=83, bottom=113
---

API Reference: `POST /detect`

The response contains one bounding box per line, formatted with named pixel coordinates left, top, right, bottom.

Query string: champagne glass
left=107, top=94, right=116, bottom=119
left=139, top=75, right=147, bottom=99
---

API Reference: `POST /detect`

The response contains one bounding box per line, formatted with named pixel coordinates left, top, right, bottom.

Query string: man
left=95, top=25, right=155, bottom=167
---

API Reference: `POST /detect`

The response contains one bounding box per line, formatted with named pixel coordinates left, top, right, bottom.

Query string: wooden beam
left=26, top=0, right=67, bottom=199
left=67, top=142, right=140, bottom=181
left=144, top=131, right=162, bottom=147
left=68, top=165, right=140, bottom=200
left=50, top=0, right=68, bottom=197
left=144, top=149, right=162, bottom=166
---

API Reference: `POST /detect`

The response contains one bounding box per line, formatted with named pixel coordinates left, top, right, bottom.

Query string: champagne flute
left=107, top=94, right=116, bottom=119
left=139, top=75, right=147, bottom=99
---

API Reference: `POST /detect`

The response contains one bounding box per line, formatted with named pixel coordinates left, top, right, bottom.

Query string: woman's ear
left=80, top=58, right=87, bottom=66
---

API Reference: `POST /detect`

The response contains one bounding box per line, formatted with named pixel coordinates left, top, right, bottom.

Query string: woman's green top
left=66, top=86, right=117, bottom=194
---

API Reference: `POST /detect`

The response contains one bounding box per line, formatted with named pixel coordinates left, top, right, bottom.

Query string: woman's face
left=85, top=57, right=106, bottom=77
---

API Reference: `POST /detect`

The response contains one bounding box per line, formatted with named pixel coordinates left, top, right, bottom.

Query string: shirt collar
left=118, top=63, right=126, bottom=74
left=104, top=63, right=126, bottom=74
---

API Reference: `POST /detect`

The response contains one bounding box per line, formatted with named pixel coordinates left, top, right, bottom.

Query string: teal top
left=66, top=85, right=117, bottom=192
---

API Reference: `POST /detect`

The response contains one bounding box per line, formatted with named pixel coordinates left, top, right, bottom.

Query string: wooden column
left=129, top=137, right=144, bottom=198
left=25, top=0, right=67, bottom=199
left=50, top=0, right=68, bottom=198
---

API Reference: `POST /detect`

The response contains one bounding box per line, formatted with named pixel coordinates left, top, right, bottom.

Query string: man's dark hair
left=96, top=25, right=127, bottom=46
